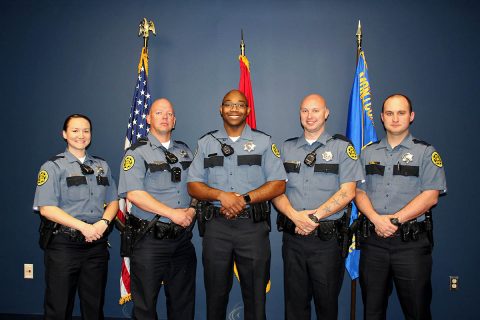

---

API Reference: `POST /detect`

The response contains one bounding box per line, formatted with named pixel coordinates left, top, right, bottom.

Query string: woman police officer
left=33, top=114, right=118, bottom=319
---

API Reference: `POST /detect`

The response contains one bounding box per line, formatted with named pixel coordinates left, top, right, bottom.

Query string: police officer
left=355, top=94, right=447, bottom=320
left=118, top=98, right=196, bottom=320
left=187, top=89, right=286, bottom=320
left=272, top=94, right=364, bottom=320
left=33, top=114, right=119, bottom=320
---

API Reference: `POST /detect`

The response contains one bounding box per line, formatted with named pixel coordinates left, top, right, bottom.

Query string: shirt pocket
left=312, top=163, right=339, bottom=191
left=66, top=176, right=89, bottom=201
left=144, top=163, right=171, bottom=193
left=393, top=165, right=420, bottom=194
left=238, top=154, right=264, bottom=184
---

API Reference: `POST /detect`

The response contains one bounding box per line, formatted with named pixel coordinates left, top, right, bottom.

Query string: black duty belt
left=56, top=225, right=108, bottom=243
left=210, top=206, right=252, bottom=219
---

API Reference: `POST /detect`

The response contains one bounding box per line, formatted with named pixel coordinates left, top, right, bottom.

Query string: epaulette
left=332, top=134, right=352, bottom=143
left=92, top=155, right=105, bottom=161
left=174, top=140, right=188, bottom=147
left=128, top=137, right=148, bottom=151
left=412, top=138, right=431, bottom=146
left=199, top=130, right=218, bottom=140
left=252, top=128, right=271, bottom=137
left=49, top=155, right=64, bottom=162
left=363, top=141, right=380, bottom=149
left=285, top=137, right=298, bottom=143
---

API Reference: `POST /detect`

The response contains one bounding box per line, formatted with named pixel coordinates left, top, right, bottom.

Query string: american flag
left=117, top=47, right=152, bottom=304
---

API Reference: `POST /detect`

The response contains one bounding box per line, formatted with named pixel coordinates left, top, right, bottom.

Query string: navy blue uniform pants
left=360, top=232, right=432, bottom=320
left=44, top=234, right=109, bottom=320
left=282, top=232, right=344, bottom=320
left=130, top=230, right=196, bottom=320
left=202, top=216, right=271, bottom=320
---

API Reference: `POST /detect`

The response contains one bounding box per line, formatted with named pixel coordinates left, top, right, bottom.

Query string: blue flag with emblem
left=345, top=51, right=378, bottom=279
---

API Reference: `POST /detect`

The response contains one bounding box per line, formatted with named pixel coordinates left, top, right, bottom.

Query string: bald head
left=222, top=89, right=248, bottom=106
left=149, top=98, right=174, bottom=116
left=300, top=94, right=327, bottom=110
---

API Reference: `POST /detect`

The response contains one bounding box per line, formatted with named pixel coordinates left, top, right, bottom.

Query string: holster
left=38, top=217, right=58, bottom=250
left=154, top=221, right=185, bottom=240
left=276, top=213, right=296, bottom=234
left=120, top=216, right=134, bottom=257
left=196, top=201, right=213, bottom=237
left=425, top=210, right=434, bottom=247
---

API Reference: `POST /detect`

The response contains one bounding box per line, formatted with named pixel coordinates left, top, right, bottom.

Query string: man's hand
left=372, top=214, right=398, bottom=238
left=292, top=210, right=318, bottom=235
left=80, top=223, right=102, bottom=242
left=92, top=220, right=109, bottom=237
left=218, top=192, right=246, bottom=218
left=169, top=208, right=194, bottom=228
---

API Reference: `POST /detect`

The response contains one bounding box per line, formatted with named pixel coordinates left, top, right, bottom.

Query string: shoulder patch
left=128, top=138, right=148, bottom=151
left=92, top=155, right=105, bottom=161
left=285, top=137, right=298, bottom=143
left=412, top=138, right=431, bottom=146
left=271, top=144, right=281, bottom=158
left=251, top=128, right=271, bottom=137
left=123, top=155, right=135, bottom=171
left=37, top=170, right=49, bottom=186
left=48, top=155, right=64, bottom=162
left=199, top=130, right=219, bottom=140
left=431, top=151, right=443, bottom=168
left=332, top=134, right=352, bottom=143
left=346, top=145, right=358, bottom=160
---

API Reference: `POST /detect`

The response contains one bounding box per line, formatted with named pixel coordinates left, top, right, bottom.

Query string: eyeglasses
left=222, top=102, right=247, bottom=109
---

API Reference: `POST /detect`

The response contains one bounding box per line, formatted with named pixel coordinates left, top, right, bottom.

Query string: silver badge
left=322, top=151, right=333, bottom=162
left=179, top=150, right=188, bottom=158
left=97, top=167, right=104, bottom=176
left=402, top=152, right=414, bottom=164
left=244, top=141, right=256, bottom=152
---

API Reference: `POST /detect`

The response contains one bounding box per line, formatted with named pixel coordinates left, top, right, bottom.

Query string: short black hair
left=381, top=94, right=413, bottom=113
left=63, top=114, right=92, bottom=132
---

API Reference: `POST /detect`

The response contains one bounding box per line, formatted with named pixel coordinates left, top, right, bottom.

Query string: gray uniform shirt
left=187, top=125, right=287, bottom=206
left=118, top=133, right=193, bottom=221
left=33, top=149, right=118, bottom=223
left=282, top=131, right=364, bottom=220
left=358, top=134, right=447, bottom=220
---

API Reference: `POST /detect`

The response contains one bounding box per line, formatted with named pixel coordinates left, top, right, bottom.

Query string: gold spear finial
left=138, top=18, right=156, bottom=48
left=240, top=29, right=245, bottom=56
left=356, top=20, right=362, bottom=53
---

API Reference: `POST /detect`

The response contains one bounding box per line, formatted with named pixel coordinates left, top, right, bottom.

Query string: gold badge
left=271, top=144, right=280, bottom=158
left=346, top=145, right=358, bottom=160
left=37, top=170, right=49, bottom=186
left=431, top=151, right=443, bottom=168
left=123, top=155, right=135, bottom=171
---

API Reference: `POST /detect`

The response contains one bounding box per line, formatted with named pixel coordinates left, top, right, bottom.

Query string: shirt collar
left=63, top=149, right=92, bottom=163
left=377, top=134, right=414, bottom=150
left=296, top=131, right=332, bottom=148
left=216, top=124, right=253, bottom=141
left=147, top=133, right=168, bottom=150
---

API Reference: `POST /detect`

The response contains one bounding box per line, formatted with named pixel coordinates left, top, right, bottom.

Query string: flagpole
left=350, top=20, right=362, bottom=320
left=240, top=29, right=245, bottom=57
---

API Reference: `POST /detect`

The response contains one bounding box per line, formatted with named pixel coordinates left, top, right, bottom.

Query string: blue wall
left=1, top=0, right=478, bottom=318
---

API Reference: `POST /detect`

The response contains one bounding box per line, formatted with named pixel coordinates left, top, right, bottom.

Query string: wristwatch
left=308, top=213, right=320, bottom=223
left=100, top=218, right=110, bottom=226
left=243, top=193, right=251, bottom=204
left=390, top=218, right=401, bottom=226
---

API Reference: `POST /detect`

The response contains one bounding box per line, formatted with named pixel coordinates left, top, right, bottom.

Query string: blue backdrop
left=1, top=0, right=478, bottom=318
